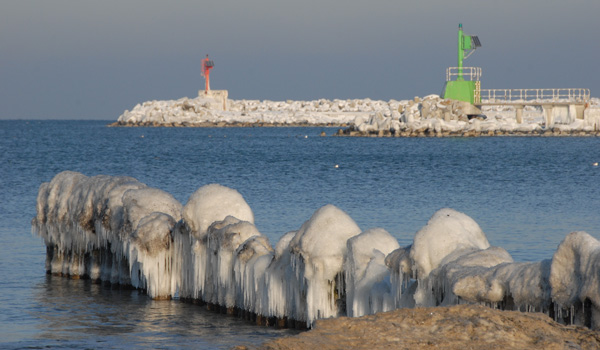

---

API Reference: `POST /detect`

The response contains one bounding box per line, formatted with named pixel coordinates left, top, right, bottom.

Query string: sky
left=1, top=0, right=598, bottom=120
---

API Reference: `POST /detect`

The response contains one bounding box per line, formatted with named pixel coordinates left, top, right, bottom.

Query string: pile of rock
left=110, top=93, right=600, bottom=136
left=110, top=95, right=395, bottom=127
left=339, top=95, right=600, bottom=137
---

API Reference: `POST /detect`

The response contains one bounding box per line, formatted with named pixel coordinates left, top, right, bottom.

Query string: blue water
left=2, top=120, right=600, bottom=348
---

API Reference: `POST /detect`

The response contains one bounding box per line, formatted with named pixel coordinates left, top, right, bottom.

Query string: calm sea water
left=1, top=120, right=600, bottom=348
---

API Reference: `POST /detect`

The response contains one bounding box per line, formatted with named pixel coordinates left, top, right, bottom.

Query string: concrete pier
left=515, top=105, right=524, bottom=124
left=476, top=88, right=590, bottom=128
left=543, top=104, right=554, bottom=128
left=478, top=101, right=588, bottom=128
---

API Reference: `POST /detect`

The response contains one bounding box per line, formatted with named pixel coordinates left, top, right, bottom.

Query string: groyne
left=110, top=94, right=600, bottom=137
left=337, top=95, right=600, bottom=137
left=33, top=171, right=600, bottom=328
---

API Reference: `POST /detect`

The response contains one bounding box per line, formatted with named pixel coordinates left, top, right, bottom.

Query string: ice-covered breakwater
left=111, top=94, right=600, bottom=137
left=33, top=171, right=600, bottom=328
left=111, top=95, right=384, bottom=127
left=340, top=95, right=600, bottom=137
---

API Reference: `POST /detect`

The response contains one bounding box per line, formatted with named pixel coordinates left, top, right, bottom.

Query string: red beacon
left=201, top=55, right=215, bottom=94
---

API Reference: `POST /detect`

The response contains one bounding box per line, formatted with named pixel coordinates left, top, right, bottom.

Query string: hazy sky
left=1, top=0, right=598, bottom=119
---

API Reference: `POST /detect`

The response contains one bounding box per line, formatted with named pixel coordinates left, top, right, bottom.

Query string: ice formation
left=344, top=228, right=400, bottom=317
left=286, top=204, right=362, bottom=322
left=34, top=171, right=600, bottom=329
left=345, top=95, right=600, bottom=137
left=114, top=96, right=385, bottom=126
left=112, top=94, right=600, bottom=136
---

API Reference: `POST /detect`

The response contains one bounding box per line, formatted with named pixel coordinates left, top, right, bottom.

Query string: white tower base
left=199, top=90, right=228, bottom=111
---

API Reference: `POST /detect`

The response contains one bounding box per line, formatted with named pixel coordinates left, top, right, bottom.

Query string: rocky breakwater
left=109, top=95, right=396, bottom=127
left=337, top=95, right=600, bottom=137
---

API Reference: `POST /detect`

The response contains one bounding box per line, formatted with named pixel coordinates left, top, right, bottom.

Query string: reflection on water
left=28, top=276, right=298, bottom=349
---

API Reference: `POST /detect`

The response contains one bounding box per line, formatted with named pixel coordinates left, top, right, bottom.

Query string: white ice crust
left=115, top=95, right=600, bottom=134
left=33, top=171, right=600, bottom=328
left=411, top=208, right=490, bottom=278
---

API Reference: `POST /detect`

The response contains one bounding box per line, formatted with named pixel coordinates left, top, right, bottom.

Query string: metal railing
left=446, top=67, right=481, bottom=81
left=477, top=88, right=590, bottom=104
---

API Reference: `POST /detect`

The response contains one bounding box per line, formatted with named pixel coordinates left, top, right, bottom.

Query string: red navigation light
left=201, top=55, right=215, bottom=93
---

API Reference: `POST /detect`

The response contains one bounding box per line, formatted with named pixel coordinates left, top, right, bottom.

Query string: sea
left=1, top=120, right=600, bottom=349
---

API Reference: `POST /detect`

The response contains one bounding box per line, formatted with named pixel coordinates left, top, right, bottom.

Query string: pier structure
left=443, top=24, right=591, bottom=126
left=475, top=88, right=591, bottom=127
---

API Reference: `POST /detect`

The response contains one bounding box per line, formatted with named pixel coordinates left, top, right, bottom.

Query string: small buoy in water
left=140, top=135, right=144, bottom=138
left=334, top=164, right=339, bottom=169
left=304, top=135, right=308, bottom=139
left=593, top=162, right=599, bottom=167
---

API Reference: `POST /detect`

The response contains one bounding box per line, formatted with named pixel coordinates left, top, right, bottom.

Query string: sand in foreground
left=240, top=305, right=600, bottom=350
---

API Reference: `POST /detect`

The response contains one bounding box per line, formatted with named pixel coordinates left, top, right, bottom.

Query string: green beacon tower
left=442, top=24, right=481, bottom=104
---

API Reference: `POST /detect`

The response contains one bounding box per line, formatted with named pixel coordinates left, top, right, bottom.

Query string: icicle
left=32, top=171, right=600, bottom=330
